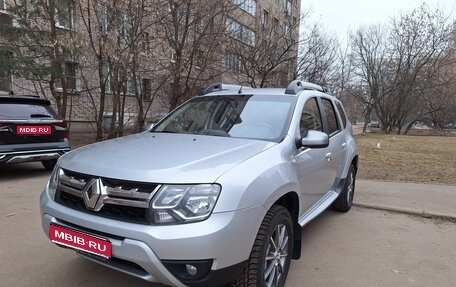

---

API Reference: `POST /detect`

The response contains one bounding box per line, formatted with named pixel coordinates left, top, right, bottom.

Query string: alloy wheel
left=264, top=223, right=289, bottom=287
left=346, top=169, right=355, bottom=205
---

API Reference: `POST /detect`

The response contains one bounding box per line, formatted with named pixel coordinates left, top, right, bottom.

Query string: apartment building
left=0, top=0, right=301, bottom=131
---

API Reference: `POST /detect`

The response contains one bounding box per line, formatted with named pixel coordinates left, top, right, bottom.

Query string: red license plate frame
left=16, top=125, right=52, bottom=135
left=49, top=224, right=112, bottom=259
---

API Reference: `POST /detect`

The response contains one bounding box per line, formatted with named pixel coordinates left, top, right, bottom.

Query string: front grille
left=55, top=169, right=160, bottom=224
left=57, top=191, right=149, bottom=223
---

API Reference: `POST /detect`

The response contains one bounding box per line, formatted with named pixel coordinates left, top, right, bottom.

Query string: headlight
left=47, top=165, right=61, bottom=200
left=151, top=184, right=221, bottom=224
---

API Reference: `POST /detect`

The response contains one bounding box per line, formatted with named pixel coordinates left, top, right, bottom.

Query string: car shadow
left=0, top=162, right=50, bottom=180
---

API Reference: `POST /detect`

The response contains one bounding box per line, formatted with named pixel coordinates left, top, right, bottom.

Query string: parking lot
left=1, top=163, right=455, bottom=287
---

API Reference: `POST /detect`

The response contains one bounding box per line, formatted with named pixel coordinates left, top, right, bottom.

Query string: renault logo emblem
left=82, top=178, right=103, bottom=210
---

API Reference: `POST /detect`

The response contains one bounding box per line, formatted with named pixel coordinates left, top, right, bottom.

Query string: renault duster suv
left=40, top=80, right=358, bottom=287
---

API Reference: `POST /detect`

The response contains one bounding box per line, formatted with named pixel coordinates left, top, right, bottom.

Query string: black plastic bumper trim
left=163, top=259, right=247, bottom=287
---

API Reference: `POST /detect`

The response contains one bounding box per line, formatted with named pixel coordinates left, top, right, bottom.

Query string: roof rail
left=201, top=83, right=249, bottom=95
left=0, top=93, right=41, bottom=98
left=285, top=80, right=327, bottom=94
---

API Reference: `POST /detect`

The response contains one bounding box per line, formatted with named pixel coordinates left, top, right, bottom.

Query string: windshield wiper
left=151, top=130, right=176, bottom=133
left=198, top=129, right=231, bottom=137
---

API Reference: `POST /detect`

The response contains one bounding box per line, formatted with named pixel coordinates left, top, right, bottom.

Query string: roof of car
left=0, top=95, right=51, bottom=105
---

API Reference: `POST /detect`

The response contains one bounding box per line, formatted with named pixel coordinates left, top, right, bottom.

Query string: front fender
left=214, top=138, right=299, bottom=213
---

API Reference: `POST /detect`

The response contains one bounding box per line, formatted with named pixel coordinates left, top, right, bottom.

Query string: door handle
left=325, top=152, right=332, bottom=161
left=342, top=143, right=347, bottom=149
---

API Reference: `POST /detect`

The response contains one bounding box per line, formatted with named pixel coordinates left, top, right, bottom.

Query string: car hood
left=59, top=132, right=275, bottom=183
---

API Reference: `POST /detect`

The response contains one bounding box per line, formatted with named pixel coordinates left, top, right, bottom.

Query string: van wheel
left=332, top=164, right=356, bottom=212
left=42, top=159, right=57, bottom=171
left=232, top=205, right=293, bottom=287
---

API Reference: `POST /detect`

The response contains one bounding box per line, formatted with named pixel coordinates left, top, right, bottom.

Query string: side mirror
left=301, top=130, right=329, bottom=149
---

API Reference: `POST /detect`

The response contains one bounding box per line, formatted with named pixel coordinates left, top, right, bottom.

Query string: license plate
left=49, top=224, right=112, bottom=259
left=17, top=125, right=52, bottom=135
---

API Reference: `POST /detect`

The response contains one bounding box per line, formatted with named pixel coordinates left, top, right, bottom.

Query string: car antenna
left=238, top=86, right=243, bottom=94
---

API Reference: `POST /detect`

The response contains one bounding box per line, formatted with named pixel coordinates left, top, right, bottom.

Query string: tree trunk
left=96, top=60, right=106, bottom=142
left=119, top=94, right=126, bottom=137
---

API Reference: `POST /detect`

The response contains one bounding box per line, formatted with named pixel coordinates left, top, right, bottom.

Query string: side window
left=335, top=101, right=347, bottom=129
left=299, top=98, right=323, bottom=138
left=321, top=98, right=340, bottom=135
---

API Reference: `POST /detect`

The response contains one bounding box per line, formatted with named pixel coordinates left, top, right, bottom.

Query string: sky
left=302, top=0, right=456, bottom=44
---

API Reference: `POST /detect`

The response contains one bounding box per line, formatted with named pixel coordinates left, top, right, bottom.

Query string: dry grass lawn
left=355, top=134, right=456, bottom=185
left=70, top=131, right=456, bottom=185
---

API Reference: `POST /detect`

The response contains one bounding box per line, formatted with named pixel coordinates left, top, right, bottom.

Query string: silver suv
left=40, top=80, right=358, bottom=287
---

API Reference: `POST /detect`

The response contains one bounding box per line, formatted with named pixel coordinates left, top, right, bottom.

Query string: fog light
left=186, top=264, right=198, bottom=276
left=162, top=259, right=213, bottom=281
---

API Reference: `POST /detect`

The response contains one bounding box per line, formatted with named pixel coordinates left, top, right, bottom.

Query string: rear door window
left=335, top=101, right=347, bottom=129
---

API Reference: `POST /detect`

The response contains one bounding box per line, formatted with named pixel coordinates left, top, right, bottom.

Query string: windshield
left=152, top=95, right=295, bottom=142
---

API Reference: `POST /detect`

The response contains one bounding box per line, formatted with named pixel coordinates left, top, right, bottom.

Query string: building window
left=126, top=76, right=136, bottom=95
left=169, top=1, right=188, bottom=22
left=284, top=0, right=292, bottom=15
left=122, top=14, right=132, bottom=44
left=170, top=50, right=177, bottom=62
left=232, top=0, right=256, bottom=16
left=273, top=17, right=279, bottom=32
left=195, top=19, right=203, bottom=33
left=283, top=23, right=290, bottom=38
left=142, top=78, right=152, bottom=100
left=142, top=32, right=150, bottom=52
left=56, top=62, right=79, bottom=91
left=65, top=62, right=78, bottom=90
left=98, top=3, right=109, bottom=31
left=55, top=0, right=74, bottom=30
left=102, top=62, right=111, bottom=93
left=195, top=50, right=204, bottom=68
left=225, top=53, right=245, bottom=74
left=226, top=18, right=255, bottom=46
left=261, top=9, right=269, bottom=29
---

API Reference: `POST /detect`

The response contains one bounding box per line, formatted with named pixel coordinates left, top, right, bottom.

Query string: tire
left=42, top=159, right=57, bottom=171
left=332, top=164, right=356, bottom=212
left=232, top=205, right=293, bottom=287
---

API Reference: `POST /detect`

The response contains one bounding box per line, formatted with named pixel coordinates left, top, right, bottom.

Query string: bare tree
left=154, top=0, right=232, bottom=111
left=225, top=7, right=300, bottom=88
left=0, top=0, right=80, bottom=118
left=350, top=24, right=390, bottom=134
left=385, top=4, right=454, bottom=134
left=296, top=24, right=339, bottom=86
left=348, top=4, right=454, bottom=134
left=296, top=21, right=353, bottom=115
left=75, top=0, right=168, bottom=139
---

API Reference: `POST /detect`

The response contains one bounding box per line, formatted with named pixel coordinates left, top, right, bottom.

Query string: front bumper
left=40, top=190, right=265, bottom=287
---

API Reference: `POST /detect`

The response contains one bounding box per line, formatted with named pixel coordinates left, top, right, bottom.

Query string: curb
left=353, top=202, right=456, bottom=222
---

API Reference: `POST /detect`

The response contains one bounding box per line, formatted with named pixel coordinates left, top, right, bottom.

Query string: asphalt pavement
left=0, top=162, right=455, bottom=287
